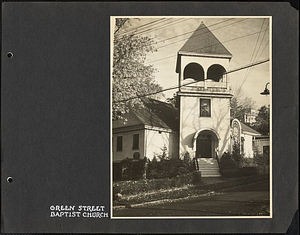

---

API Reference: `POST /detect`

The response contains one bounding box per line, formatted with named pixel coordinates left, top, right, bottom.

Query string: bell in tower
left=175, top=21, right=233, bottom=175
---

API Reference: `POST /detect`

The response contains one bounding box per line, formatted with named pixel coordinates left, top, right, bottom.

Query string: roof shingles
left=179, top=22, right=232, bottom=58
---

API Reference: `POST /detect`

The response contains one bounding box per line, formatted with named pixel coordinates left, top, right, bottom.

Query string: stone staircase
left=197, top=158, right=221, bottom=177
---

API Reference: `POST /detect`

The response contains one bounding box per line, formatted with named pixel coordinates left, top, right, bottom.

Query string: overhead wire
left=134, top=18, right=189, bottom=37
left=113, top=58, right=270, bottom=104
left=116, top=18, right=239, bottom=47
left=155, top=18, right=242, bottom=50
left=240, top=19, right=266, bottom=88
left=113, top=18, right=270, bottom=105
left=241, top=21, right=270, bottom=87
left=148, top=18, right=195, bottom=39
left=116, top=18, right=167, bottom=36
left=146, top=28, right=269, bottom=64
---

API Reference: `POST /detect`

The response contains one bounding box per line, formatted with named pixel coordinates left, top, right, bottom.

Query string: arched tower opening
left=207, top=64, right=226, bottom=82
left=183, top=63, right=204, bottom=81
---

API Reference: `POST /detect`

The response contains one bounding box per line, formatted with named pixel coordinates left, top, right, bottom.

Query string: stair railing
left=215, top=152, right=220, bottom=169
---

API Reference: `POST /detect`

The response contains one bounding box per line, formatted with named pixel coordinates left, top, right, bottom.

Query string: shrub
left=254, top=153, right=270, bottom=174
left=220, top=150, right=269, bottom=177
left=183, top=151, right=192, bottom=164
left=219, top=152, right=239, bottom=171
left=113, top=185, right=121, bottom=201
left=232, top=142, right=243, bottom=165
left=191, top=171, right=202, bottom=184
left=240, top=157, right=256, bottom=167
left=131, top=158, right=147, bottom=180
left=239, top=167, right=258, bottom=176
left=113, top=158, right=147, bottom=181
left=219, top=152, right=240, bottom=177
left=146, top=157, right=193, bottom=179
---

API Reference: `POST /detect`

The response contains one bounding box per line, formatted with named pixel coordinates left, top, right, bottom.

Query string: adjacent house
left=112, top=98, right=179, bottom=162
left=231, top=118, right=262, bottom=158
left=244, top=108, right=258, bottom=124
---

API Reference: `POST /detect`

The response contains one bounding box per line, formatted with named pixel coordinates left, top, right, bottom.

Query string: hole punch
left=7, top=52, right=13, bottom=58
left=7, top=177, right=13, bottom=183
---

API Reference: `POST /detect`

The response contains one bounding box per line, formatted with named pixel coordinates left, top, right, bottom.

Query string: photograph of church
left=111, top=17, right=271, bottom=217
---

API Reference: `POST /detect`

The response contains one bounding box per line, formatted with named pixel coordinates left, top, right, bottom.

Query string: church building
left=112, top=22, right=269, bottom=178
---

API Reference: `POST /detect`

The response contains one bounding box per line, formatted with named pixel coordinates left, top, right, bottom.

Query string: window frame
left=200, top=98, right=211, bottom=117
left=116, top=136, right=123, bottom=151
left=132, top=134, right=139, bottom=150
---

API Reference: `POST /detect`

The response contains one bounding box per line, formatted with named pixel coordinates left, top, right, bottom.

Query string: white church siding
left=179, top=95, right=231, bottom=159
left=145, top=127, right=177, bottom=160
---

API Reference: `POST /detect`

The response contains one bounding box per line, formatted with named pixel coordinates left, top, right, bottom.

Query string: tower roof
left=178, top=21, right=232, bottom=58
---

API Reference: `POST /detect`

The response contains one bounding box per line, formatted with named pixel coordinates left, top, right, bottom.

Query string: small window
left=132, top=134, right=139, bottom=150
left=200, top=99, right=211, bottom=117
left=117, top=136, right=123, bottom=151
left=263, top=146, right=270, bottom=156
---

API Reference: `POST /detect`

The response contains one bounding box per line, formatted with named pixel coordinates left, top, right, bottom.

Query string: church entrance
left=195, top=130, right=218, bottom=158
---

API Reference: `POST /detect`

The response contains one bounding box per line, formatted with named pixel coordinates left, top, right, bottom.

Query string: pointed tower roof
left=178, top=21, right=232, bottom=58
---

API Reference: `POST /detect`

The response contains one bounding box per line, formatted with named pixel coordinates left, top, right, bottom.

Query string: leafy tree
left=230, top=87, right=256, bottom=122
left=232, top=141, right=242, bottom=165
left=166, top=92, right=179, bottom=108
left=252, top=105, right=270, bottom=135
left=112, top=18, right=163, bottom=120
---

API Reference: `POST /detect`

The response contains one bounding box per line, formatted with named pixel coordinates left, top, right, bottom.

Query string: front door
left=196, top=134, right=212, bottom=158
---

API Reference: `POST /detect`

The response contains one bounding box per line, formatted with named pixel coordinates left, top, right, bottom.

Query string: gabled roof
left=143, top=98, right=179, bottom=132
left=113, top=110, right=143, bottom=129
left=113, top=98, right=179, bottom=132
left=240, top=122, right=261, bottom=135
left=178, top=22, right=232, bottom=58
left=230, top=118, right=261, bottom=136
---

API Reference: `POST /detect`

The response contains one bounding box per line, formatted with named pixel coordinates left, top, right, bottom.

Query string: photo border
left=110, top=15, right=273, bottom=220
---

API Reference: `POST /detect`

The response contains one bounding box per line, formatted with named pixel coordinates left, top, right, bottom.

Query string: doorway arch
left=193, top=129, right=220, bottom=159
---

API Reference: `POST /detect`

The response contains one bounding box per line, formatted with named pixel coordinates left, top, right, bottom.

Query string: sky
left=113, top=17, right=271, bottom=109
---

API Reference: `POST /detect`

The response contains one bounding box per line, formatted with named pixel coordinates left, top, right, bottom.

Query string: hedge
left=219, top=152, right=269, bottom=177
left=113, top=172, right=195, bottom=196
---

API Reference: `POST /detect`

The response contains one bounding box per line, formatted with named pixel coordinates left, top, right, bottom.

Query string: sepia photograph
left=111, top=17, right=271, bottom=218
left=2, top=2, right=298, bottom=233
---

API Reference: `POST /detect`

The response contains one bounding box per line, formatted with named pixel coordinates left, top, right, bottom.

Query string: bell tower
left=175, top=21, right=233, bottom=161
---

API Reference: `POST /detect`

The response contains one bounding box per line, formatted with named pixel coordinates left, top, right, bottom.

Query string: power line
left=148, top=18, right=194, bottom=39
left=146, top=28, right=269, bottom=64
left=117, top=18, right=194, bottom=38
left=116, top=18, right=167, bottom=36
left=116, top=18, right=192, bottom=40
left=117, top=18, right=240, bottom=48
left=113, top=58, right=270, bottom=104
left=134, top=18, right=188, bottom=36
left=117, top=18, right=180, bottom=38
left=116, top=18, right=239, bottom=47
left=242, top=21, right=270, bottom=84
left=155, top=18, right=242, bottom=50
left=240, top=19, right=266, bottom=87
left=114, top=18, right=250, bottom=67
left=257, top=39, right=269, bottom=62
left=147, top=18, right=234, bottom=45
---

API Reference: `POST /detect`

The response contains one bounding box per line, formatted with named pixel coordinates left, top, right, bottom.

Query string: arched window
left=183, top=63, right=204, bottom=81
left=207, top=64, right=226, bottom=82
